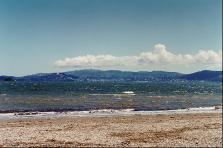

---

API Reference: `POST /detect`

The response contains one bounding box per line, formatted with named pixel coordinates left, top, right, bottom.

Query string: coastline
left=0, top=106, right=222, bottom=121
left=0, top=105, right=222, bottom=121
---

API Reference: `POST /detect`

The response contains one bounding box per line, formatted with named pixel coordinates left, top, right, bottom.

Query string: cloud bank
left=55, top=44, right=222, bottom=72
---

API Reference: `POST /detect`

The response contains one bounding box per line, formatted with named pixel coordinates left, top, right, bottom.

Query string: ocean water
left=0, top=81, right=222, bottom=113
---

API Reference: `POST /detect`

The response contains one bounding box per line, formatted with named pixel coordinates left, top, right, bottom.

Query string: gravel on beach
left=0, top=113, right=222, bottom=147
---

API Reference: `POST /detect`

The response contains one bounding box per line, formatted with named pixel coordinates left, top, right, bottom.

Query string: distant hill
left=18, top=73, right=78, bottom=82
left=0, top=70, right=222, bottom=82
left=64, top=69, right=182, bottom=81
left=0, top=76, right=16, bottom=81
left=180, top=70, right=222, bottom=82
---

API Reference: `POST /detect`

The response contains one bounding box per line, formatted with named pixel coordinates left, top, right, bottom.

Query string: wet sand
left=0, top=113, right=222, bottom=147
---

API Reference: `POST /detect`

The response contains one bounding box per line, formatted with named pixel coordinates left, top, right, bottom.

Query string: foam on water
left=0, top=106, right=221, bottom=121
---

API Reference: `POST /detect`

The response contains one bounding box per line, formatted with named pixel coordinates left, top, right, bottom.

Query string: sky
left=0, top=0, right=222, bottom=76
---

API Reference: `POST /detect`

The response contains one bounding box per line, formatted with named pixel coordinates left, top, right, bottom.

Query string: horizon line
left=1, top=69, right=222, bottom=77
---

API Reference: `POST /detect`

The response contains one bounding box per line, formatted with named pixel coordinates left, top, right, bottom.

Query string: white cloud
left=55, top=55, right=138, bottom=68
left=55, top=44, right=222, bottom=72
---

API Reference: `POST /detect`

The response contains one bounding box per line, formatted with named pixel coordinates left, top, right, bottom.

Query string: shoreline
left=0, top=106, right=222, bottom=121
left=0, top=112, right=221, bottom=147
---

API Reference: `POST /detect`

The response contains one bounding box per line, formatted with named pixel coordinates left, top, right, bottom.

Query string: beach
left=0, top=111, right=222, bottom=147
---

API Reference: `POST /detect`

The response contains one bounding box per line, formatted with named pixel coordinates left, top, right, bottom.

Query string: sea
left=0, top=80, right=222, bottom=113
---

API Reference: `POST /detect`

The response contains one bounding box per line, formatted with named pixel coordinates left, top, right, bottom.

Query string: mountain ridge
left=0, top=69, right=222, bottom=82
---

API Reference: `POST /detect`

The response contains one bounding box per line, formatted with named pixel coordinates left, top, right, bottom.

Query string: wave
left=0, top=106, right=221, bottom=121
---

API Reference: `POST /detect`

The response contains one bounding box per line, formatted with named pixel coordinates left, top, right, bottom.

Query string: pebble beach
left=0, top=111, right=222, bottom=147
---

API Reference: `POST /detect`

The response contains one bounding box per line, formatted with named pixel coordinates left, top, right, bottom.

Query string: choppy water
left=0, top=81, right=222, bottom=112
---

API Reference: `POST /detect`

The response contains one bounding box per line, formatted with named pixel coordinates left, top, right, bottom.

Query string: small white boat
left=122, top=91, right=135, bottom=95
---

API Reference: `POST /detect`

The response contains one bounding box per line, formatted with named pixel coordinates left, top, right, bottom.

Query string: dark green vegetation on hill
left=0, top=70, right=222, bottom=82
left=180, top=70, right=222, bottom=82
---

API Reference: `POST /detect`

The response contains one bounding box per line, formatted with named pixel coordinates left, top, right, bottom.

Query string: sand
left=0, top=113, right=222, bottom=147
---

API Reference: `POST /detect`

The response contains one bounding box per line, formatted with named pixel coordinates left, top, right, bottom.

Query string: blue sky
left=0, top=0, right=222, bottom=76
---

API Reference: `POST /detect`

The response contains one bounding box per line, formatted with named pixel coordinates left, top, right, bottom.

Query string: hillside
left=181, top=70, right=222, bottom=82
left=64, top=69, right=182, bottom=81
left=0, top=70, right=222, bottom=82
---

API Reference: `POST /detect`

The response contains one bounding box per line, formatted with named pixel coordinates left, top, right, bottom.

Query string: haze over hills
left=0, top=70, right=222, bottom=82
